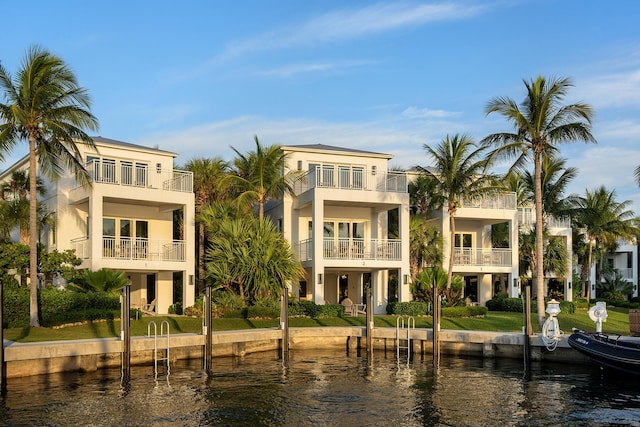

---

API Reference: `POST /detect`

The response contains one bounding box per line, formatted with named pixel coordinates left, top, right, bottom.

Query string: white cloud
left=220, top=2, right=488, bottom=59
left=256, top=59, right=376, bottom=78
left=402, top=106, right=462, bottom=119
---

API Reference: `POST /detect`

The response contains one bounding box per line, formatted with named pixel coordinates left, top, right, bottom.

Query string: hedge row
left=2, top=283, right=121, bottom=328
left=485, top=296, right=576, bottom=314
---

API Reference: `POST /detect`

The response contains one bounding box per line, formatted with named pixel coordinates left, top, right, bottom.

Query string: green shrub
left=2, top=284, right=121, bottom=328
left=387, top=301, right=428, bottom=316
left=558, top=300, right=576, bottom=314
left=442, top=305, right=487, bottom=318
left=486, top=297, right=524, bottom=312
left=168, top=302, right=183, bottom=315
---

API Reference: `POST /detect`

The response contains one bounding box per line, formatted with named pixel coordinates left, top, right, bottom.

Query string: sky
left=2, top=0, right=640, bottom=211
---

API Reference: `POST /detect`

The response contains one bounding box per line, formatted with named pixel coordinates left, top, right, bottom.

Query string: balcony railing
left=294, top=169, right=407, bottom=195
left=453, top=248, right=512, bottom=267
left=518, top=212, right=571, bottom=228
left=72, top=236, right=186, bottom=262
left=295, top=238, right=402, bottom=262
left=85, top=160, right=193, bottom=193
left=459, top=193, right=517, bottom=210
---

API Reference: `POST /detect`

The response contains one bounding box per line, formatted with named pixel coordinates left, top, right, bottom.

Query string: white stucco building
left=265, top=144, right=411, bottom=314
left=0, top=137, right=196, bottom=314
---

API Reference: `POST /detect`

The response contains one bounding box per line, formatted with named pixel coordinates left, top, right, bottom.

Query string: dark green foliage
left=2, top=284, right=120, bottom=328
left=486, top=297, right=524, bottom=312
left=168, top=302, right=183, bottom=315
left=387, top=301, right=428, bottom=316
left=559, top=300, right=576, bottom=314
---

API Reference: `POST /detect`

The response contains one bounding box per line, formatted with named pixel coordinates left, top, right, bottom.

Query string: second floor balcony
left=295, top=238, right=402, bottom=262
left=72, top=236, right=187, bottom=262
left=453, top=248, right=512, bottom=267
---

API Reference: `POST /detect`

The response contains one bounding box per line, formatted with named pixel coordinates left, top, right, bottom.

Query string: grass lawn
left=2, top=307, right=631, bottom=343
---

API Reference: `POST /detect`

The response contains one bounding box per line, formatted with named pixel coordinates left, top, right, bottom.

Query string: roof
left=280, top=144, right=393, bottom=159
left=91, top=136, right=178, bottom=157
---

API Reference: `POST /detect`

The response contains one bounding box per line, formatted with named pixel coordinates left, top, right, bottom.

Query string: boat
left=568, top=329, right=640, bottom=375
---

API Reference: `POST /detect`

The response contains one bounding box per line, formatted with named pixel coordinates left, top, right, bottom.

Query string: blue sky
left=2, top=1, right=640, bottom=210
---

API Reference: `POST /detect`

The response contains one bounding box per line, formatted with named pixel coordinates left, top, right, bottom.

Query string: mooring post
left=121, top=285, right=131, bottom=382
left=366, top=288, right=373, bottom=356
left=433, top=291, right=441, bottom=367
left=523, top=283, right=532, bottom=372
left=1, top=279, right=6, bottom=396
left=204, top=286, right=212, bottom=375
left=280, top=291, right=289, bottom=364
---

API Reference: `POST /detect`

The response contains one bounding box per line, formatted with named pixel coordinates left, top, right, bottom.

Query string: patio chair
left=141, top=298, right=157, bottom=315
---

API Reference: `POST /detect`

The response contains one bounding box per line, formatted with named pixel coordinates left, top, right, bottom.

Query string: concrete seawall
left=2, top=327, right=589, bottom=378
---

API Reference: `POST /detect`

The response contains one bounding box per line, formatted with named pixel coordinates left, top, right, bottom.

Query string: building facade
left=266, top=144, right=411, bottom=314
left=0, top=137, right=196, bottom=314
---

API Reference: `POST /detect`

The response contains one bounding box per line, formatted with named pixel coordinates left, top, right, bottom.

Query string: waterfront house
left=265, top=144, right=411, bottom=314
left=0, top=137, right=196, bottom=314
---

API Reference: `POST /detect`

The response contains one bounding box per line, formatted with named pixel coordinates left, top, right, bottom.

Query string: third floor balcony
left=294, top=166, right=407, bottom=195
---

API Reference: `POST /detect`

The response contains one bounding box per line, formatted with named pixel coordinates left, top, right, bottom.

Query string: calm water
left=1, top=350, right=639, bottom=426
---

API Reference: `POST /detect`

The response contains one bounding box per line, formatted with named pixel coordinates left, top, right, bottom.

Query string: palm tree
left=0, top=46, right=98, bottom=326
left=204, top=214, right=304, bottom=303
left=184, top=157, right=230, bottom=295
left=409, top=216, right=442, bottom=281
left=416, top=134, right=495, bottom=289
left=0, top=171, right=47, bottom=244
left=569, top=186, right=637, bottom=300
left=482, top=76, right=596, bottom=328
left=229, top=135, right=299, bottom=221
left=635, top=165, right=640, bottom=187
left=523, top=156, right=577, bottom=220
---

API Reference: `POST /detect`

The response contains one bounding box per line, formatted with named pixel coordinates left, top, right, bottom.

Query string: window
left=454, top=233, right=473, bottom=248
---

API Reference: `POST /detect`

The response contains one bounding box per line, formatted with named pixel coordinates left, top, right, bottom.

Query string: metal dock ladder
left=396, top=316, right=415, bottom=363
left=148, top=320, right=170, bottom=378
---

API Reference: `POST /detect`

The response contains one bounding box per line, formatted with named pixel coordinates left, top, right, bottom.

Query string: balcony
left=453, top=248, right=512, bottom=267
left=518, top=212, right=571, bottom=228
left=459, top=193, right=517, bottom=210
left=85, top=160, right=193, bottom=193
left=72, top=237, right=186, bottom=262
left=295, top=238, right=402, bottom=262
left=294, top=168, right=407, bottom=195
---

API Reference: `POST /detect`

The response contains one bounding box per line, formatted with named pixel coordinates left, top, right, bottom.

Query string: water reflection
left=1, top=352, right=640, bottom=426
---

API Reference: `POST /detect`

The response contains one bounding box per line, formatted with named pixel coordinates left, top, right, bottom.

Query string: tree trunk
left=28, top=135, right=40, bottom=327
left=198, top=221, right=205, bottom=295
left=534, top=151, right=545, bottom=330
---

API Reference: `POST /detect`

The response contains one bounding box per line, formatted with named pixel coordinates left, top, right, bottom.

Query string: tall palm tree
left=570, top=186, right=637, bottom=300
left=523, top=155, right=577, bottom=220
left=0, top=46, right=98, bottom=327
left=482, top=76, right=596, bottom=328
left=229, top=135, right=299, bottom=221
left=184, top=157, right=230, bottom=295
left=416, top=134, right=495, bottom=289
left=635, top=165, right=640, bottom=187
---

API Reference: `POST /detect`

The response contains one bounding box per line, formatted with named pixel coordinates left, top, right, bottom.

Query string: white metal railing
left=85, top=160, right=193, bottom=193
left=518, top=212, right=571, bottom=228
left=293, top=168, right=408, bottom=195
left=72, top=236, right=186, bottom=262
left=294, top=238, right=402, bottom=261
left=453, top=248, right=512, bottom=267
left=459, top=193, right=517, bottom=210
